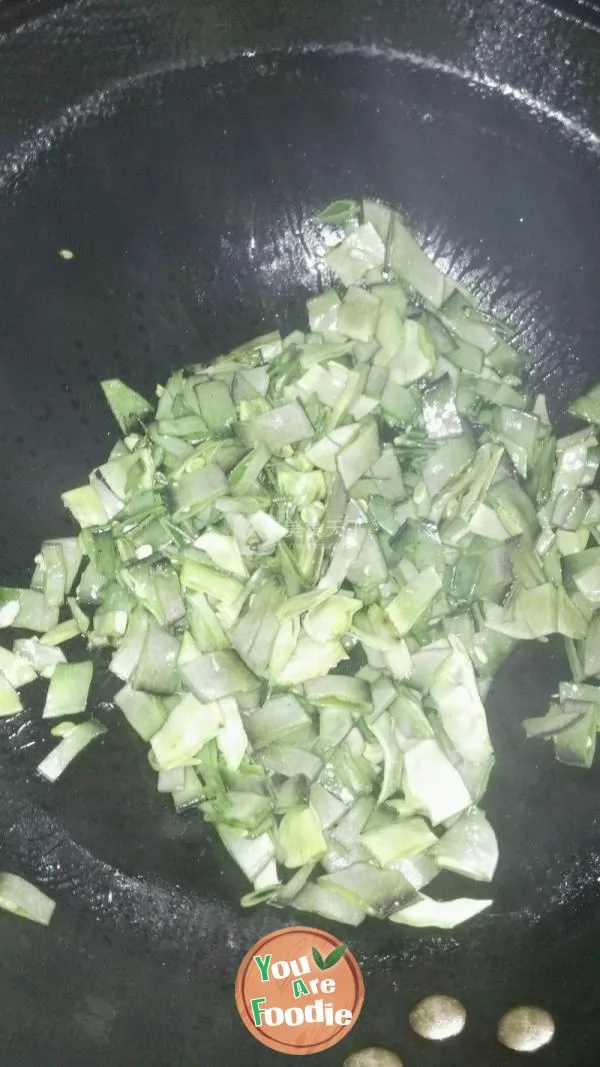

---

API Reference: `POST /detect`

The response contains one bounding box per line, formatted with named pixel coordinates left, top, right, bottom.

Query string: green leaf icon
left=322, top=943, right=348, bottom=969
left=312, top=943, right=348, bottom=971
left=311, top=946, right=326, bottom=970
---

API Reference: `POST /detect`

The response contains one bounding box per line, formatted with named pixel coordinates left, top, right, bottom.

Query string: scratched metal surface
left=0, top=3, right=599, bottom=1065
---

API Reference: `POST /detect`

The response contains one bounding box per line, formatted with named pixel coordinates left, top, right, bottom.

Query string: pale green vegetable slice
left=0, top=589, right=59, bottom=632
left=319, top=862, right=416, bottom=920
left=390, top=894, right=492, bottom=928
left=292, top=881, right=366, bottom=926
left=361, top=817, right=437, bottom=865
left=277, top=806, right=327, bottom=868
left=336, top=421, right=380, bottom=489
left=389, top=319, right=436, bottom=385
left=37, top=721, right=107, bottom=782
left=326, top=222, right=385, bottom=287
left=42, top=661, right=93, bottom=719
left=385, top=567, right=443, bottom=637
left=273, top=636, right=347, bottom=686
left=216, top=697, right=249, bottom=772
left=218, top=827, right=276, bottom=885
left=246, top=693, right=312, bottom=748
left=101, top=379, right=153, bottom=432
left=432, top=807, right=498, bottom=882
left=429, top=637, right=493, bottom=764
left=0, top=674, right=22, bottom=717
left=150, top=694, right=222, bottom=770
left=0, top=647, right=36, bottom=688
left=13, top=638, right=66, bottom=679
left=114, top=685, right=168, bottom=741
left=0, top=873, right=55, bottom=926
left=180, top=650, right=259, bottom=701
left=403, top=740, right=472, bottom=825
left=388, top=213, right=453, bottom=306
left=338, top=286, right=381, bottom=343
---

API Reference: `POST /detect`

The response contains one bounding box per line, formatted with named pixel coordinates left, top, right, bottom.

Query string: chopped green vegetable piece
left=274, top=635, right=347, bottom=686
left=246, top=693, right=312, bottom=748
left=403, top=739, right=472, bottom=825
left=13, top=638, right=66, bottom=678
left=0, top=674, right=22, bottom=717
left=338, top=286, right=380, bottom=343
left=385, top=567, right=443, bottom=637
left=180, top=650, right=258, bottom=701
left=569, top=383, right=600, bottom=425
left=129, top=617, right=180, bottom=695
left=216, top=697, right=249, bottom=772
left=101, top=379, right=153, bottom=432
left=363, top=199, right=393, bottom=244
left=390, top=894, right=492, bottom=928
left=554, top=708, right=597, bottom=768
left=172, top=766, right=205, bottom=811
left=42, top=661, right=93, bottom=719
left=432, top=807, right=498, bottom=882
left=336, top=421, right=380, bottom=489
left=194, top=531, right=248, bottom=578
left=440, top=290, right=503, bottom=353
left=327, top=224, right=385, bottom=287
left=319, top=863, right=416, bottom=920
left=39, top=619, right=81, bottom=646
left=61, top=485, right=109, bottom=528
left=317, top=199, right=360, bottom=225
left=0, top=647, right=36, bottom=688
left=430, top=637, right=493, bottom=764
left=388, top=213, right=452, bottom=306
left=261, top=743, right=322, bottom=781
left=292, top=882, right=366, bottom=926
left=423, top=435, right=475, bottom=497
left=37, top=721, right=107, bottom=782
left=583, top=616, right=600, bottom=676
left=306, top=290, right=343, bottom=336
left=115, top=685, right=168, bottom=741
left=218, top=827, right=276, bottom=887
left=389, top=319, right=436, bottom=386
left=523, top=702, right=584, bottom=739
left=0, top=873, right=55, bottom=926
left=180, top=558, right=244, bottom=605
left=243, top=401, right=314, bottom=453
left=194, top=379, right=236, bottom=431
left=0, top=589, right=59, bottom=633
left=361, top=817, right=437, bottom=865
left=171, top=462, right=228, bottom=517
left=150, top=693, right=222, bottom=770
left=278, top=805, right=327, bottom=868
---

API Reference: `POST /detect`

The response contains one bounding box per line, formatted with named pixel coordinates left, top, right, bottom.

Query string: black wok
left=0, top=0, right=599, bottom=1063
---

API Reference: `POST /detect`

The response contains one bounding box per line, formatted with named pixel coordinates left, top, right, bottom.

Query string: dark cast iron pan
left=0, top=1, right=599, bottom=1064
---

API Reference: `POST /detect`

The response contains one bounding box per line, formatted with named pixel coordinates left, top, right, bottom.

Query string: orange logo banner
left=235, top=925, right=365, bottom=1056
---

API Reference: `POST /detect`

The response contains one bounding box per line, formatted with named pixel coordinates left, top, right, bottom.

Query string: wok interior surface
left=0, top=20, right=599, bottom=1067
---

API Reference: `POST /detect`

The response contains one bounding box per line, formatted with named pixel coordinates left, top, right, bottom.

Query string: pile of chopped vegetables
left=2, top=196, right=600, bottom=932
